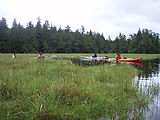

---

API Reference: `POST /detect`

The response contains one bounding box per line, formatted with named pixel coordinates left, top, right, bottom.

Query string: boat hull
left=106, top=58, right=143, bottom=62
left=80, top=56, right=107, bottom=61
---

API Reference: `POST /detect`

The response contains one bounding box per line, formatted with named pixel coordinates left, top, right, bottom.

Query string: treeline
left=0, top=17, right=160, bottom=53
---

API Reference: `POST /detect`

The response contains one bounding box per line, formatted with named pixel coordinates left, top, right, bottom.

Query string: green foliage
left=0, top=17, right=160, bottom=53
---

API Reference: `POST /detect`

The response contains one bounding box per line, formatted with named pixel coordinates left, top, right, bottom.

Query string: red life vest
left=40, top=55, right=44, bottom=58
left=118, top=55, right=122, bottom=59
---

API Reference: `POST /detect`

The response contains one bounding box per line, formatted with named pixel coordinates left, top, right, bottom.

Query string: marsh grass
left=0, top=54, right=157, bottom=119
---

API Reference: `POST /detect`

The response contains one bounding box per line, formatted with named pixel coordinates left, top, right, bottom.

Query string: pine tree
left=0, top=17, right=9, bottom=53
left=35, top=17, right=43, bottom=52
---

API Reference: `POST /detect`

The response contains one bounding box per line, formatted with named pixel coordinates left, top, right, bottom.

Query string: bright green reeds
left=0, top=54, right=155, bottom=119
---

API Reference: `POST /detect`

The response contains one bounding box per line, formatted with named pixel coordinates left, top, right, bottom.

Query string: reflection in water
left=136, top=59, right=160, bottom=79
left=134, top=58, right=160, bottom=120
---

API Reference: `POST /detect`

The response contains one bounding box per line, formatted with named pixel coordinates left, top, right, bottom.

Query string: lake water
left=134, top=58, right=160, bottom=120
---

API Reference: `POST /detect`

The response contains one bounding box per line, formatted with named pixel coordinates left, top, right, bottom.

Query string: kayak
left=80, top=56, right=107, bottom=61
left=105, top=58, right=143, bottom=62
left=48, top=56, right=59, bottom=59
left=37, top=56, right=59, bottom=59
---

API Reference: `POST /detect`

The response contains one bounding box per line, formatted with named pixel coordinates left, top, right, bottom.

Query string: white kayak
left=80, top=56, right=107, bottom=61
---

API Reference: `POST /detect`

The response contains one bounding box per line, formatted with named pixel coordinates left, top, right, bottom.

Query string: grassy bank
left=0, top=54, right=156, bottom=119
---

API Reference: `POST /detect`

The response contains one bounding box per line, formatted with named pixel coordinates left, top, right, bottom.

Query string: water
left=134, top=58, right=160, bottom=120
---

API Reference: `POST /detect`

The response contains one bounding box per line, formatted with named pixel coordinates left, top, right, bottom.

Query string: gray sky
left=0, top=0, right=160, bottom=39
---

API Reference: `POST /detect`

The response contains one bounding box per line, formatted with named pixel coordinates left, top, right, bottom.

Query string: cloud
left=0, top=0, right=160, bottom=39
left=89, top=0, right=160, bottom=38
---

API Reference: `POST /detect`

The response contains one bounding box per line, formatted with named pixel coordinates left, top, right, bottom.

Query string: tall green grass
left=0, top=54, right=155, bottom=119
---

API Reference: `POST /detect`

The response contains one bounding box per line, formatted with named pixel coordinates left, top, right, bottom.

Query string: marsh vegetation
left=0, top=54, right=160, bottom=119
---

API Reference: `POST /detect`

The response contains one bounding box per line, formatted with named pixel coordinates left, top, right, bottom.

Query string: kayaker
left=93, top=53, right=97, bottom=57
left=117, top=53, right=122, bottom=59
left=39, top=52, right=45, bottom=58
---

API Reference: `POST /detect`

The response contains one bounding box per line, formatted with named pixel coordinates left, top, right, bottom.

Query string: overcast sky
left=0, top=0, right=160, bottom=39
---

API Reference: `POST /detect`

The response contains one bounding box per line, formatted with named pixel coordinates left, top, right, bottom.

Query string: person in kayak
left=39, top=52, right=45, bottom=58
left=93, top=53, right=97, bottom=57
left=117, top=53, right=122, bottom=59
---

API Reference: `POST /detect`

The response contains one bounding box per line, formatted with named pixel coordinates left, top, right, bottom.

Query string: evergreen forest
left=0, top=17, right=160, bottom=53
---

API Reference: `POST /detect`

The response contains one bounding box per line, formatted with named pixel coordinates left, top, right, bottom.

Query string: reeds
left=0, top=54, right=157, bottom=119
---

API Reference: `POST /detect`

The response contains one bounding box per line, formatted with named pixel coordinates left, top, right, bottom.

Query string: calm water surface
left=134, top=58, right=160, bottom=120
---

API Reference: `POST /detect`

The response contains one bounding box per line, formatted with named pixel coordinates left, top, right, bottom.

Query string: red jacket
left=118, top=55, right=122, bottom=59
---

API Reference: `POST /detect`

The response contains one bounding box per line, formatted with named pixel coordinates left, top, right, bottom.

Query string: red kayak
left=106, top=58, right=143, bottom=62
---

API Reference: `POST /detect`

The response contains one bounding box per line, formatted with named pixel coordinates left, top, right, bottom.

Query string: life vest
left=118, top=55, right=122, bottom=59
left=40, top=55, right=44, bottom=58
